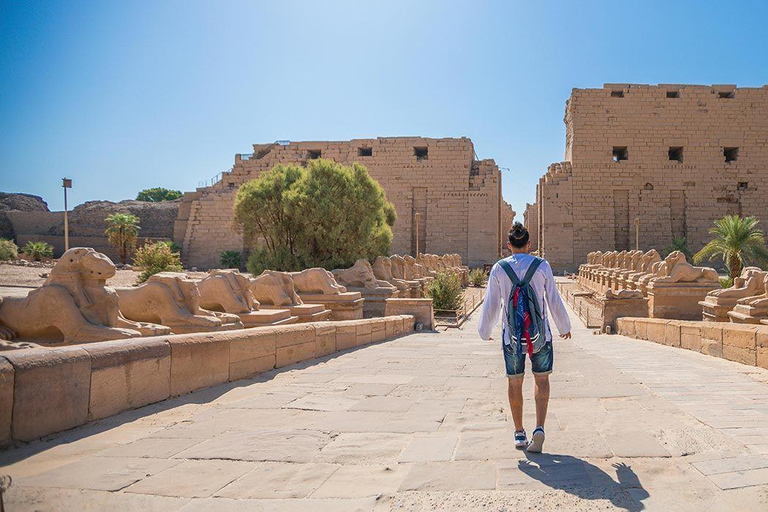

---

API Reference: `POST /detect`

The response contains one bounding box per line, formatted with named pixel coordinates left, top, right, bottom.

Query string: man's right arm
left=477, top=265, right=501, bottom=340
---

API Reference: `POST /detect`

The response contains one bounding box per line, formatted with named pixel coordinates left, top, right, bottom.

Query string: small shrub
left=469, top=268, right=488, bottom=287
left=719, top=276, right=733, bottom=289
left=0, top=239, right=19, bottom=261
left=133, top=241, right=182, bottom=283
left=22, top=241, right=53, bottom=261
left=427, top=271, right=463, bottom=310
left=220, top=250, right=242, bottom=269
left=246, top=247, right=304, bottom=275
left=662, top=237, right=692, bottom=261
left=159, top=240, right=181, bottom=254
left=136, top=188, right=183, bottom=202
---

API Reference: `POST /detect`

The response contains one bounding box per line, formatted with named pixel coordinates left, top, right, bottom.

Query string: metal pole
left=634, top=217, right=640, bottom=250
left=62, top=178, right=72, bottom=252
left=414, top=212, right=421, bottom=256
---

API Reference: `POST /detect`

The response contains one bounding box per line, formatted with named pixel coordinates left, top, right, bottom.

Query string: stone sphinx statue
left=117, top=272, right=243, bottom=334
left=251, top=270, right=303, bottom=307
left=403, top=254, right=427, bottom=279
left=289, top=268, right=347, bottom=295
left=0, top=247, right=169, bottom=344
left=650, top=251, right=719, bottom=284
left=333, top=259, right=397, bottom=292
left=701, top=267, right=766, bottom=322
left=373, top=256, right=413, bottom=297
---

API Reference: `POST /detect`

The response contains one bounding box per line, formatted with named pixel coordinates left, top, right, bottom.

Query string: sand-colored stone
left=646, top=252, right=719, bottom=319
left=117, top=272, right=243, bottom=334
left=0, top=357, right=13, bottom=447
left=5, top=346, right=91, bottom=442
left=373, top=256, right=415, bottom=298
left=385, top=298, right=434, bottom=330
left=701, top=267, right=766, bottom=321
left=0, top=247, right=169, bottom=344
left=168, top=332, right=230, bottom=396
left=85, top=337, right=171, bottom=420
left=333, top=259, right=399, bottom=317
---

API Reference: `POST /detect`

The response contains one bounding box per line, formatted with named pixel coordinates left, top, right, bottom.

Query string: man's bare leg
left=533, top=373, right=550, bottom=428
left=507, top=377, right=524, bottom=431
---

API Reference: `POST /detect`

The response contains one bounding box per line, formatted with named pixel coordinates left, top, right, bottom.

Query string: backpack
left=498, top=257, right=546, bottom=357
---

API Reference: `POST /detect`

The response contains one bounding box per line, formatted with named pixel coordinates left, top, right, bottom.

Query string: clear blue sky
left=1, top=1, right=766, bottom=216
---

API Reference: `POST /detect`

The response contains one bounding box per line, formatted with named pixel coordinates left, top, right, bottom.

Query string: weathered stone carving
left=646, top=252, right=719, bottom=320
left=701, top=267, right=766, bottom=322
left=250, top=270, right=329, bottom=323
left=290, top=268, right=347, bottom=295
left=0, top=247, right=169, bottom=343
left=605, top=289, right=644, bottom=300
left=332, top=259, right=397, bottom=292
left=373, top=256, right=412, bottom=297
left=117, top=272, right=243, bottom=334
left=289, top=268, right=363, bottom=321
left=728, top=274, right=768, bottom=324
left=650, top=251, right=719, bottom=284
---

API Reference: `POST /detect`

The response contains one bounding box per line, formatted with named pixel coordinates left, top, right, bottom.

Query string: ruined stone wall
left=178, top=137, right=503, bottom=269
left=523, top=201, right=538, bottom=252
left=534, top=84, right=768, bottom=271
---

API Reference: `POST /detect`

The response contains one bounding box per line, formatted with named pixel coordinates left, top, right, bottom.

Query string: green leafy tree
left=133, top=241, right=183, bottom=283
left=136, top=188, right=183, bottom=202
left=235, top=159, right=396, bottom=274
left=220, top=250, right=242, bottom=269
left=105, top=213, right=141, bottom=264
left=662, top=237, right=692, bottom=261
left=0, top=239, right=18, bottom=261
left=694, top=215, right=768, bottom=279
left=469, top=268, right=488, bottom=287
left=22, top=241, right=53, bottom=261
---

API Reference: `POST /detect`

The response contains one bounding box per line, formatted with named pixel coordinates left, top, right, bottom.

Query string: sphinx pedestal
left=263, top=304, right=331, bottom=323
left=647, top=282, right=718, bottom=320
left=299, top=292, right=364, bottom=321
left=237, top=309, right=299, bottom=327
left=727, top=304, right=768, bottom=324
left=699, top=296, right=740, bottom=322
left=601, top=295, right=649, bottom=332
left=347, top=288, right=400, bottom=318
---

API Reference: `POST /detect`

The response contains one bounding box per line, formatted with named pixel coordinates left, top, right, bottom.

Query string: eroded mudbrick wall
left=176, top=137, right=503, bottom=268
left=531, top=84, right=768, bottom=272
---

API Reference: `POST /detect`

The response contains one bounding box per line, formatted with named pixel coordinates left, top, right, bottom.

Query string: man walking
left=477, top=222, right=571, bottom=453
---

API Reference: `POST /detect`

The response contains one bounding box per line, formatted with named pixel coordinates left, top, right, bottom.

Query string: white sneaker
left=514, top=429, right=527, bottom=449
left=526, top=426, right=545, bottom=453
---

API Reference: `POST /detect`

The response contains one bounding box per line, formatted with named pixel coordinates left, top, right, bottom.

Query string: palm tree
left=105, top=213, right=141, bottom=264
left=693, top=215, right=768, bottom=279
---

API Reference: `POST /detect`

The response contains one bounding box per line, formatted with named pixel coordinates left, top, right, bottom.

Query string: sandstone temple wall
left=177, top=137, right=503, bottom=269
left=530, top=84, right=768, bottom=272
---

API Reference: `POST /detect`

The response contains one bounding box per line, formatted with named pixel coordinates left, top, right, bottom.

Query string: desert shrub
left=0, top=239, right=18, bottom=261
left=136, top=188, right=183, bottom=202
left=233, top=158, right=396, bottom=271
left=22, top=241, right=53, bottom=261
left=662, top=237, right=692, bottom=261
left=469, top=268, right=488, bottom=287
left=133, top=241, right=182, bottom=283
left=719, top=276, right=733, bottom=289
left=159, top=240, right=181, bottom=254
left=426, top=271, right=463, bottom=310
left=220, top=250, right=242, bottom=269
left=105, top=212, right=141, bottom=264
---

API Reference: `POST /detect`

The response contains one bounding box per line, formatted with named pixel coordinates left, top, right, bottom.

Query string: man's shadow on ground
left=519, top=452, right=649, bottom=512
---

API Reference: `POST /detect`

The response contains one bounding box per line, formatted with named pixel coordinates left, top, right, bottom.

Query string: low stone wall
left=617, top=317, right=768, bottom=371
left=385, top=298, right=435, bottom=330
left=0, top=315, right=416, bottom=447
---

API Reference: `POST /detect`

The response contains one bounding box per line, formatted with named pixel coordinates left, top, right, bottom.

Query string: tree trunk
left=728, top=255, right=741, bottom=280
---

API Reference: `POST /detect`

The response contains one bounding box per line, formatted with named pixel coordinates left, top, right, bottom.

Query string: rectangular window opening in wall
left=612, top=146, right=628, bottom=162
left=414, top=147, right=428, bottom=161
left=357, top=147, right=372, bottom=157
left=228, top=183, right=235, bottom=188
left=307, top=149, right=321, bottom=159
left=738, top=182, right=749, bottom=191
left=610, top=90, right=624, bottom=98
left=724, top=147, right=739, bottom=163
left=718, top=91, right=735, bottom=99
left=668, top=147, right=684, bottom=163
left=666, top=90, right=680, bottom=98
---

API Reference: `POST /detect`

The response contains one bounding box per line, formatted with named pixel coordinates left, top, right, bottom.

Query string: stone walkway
left=3, top=307, right=768, bottom=510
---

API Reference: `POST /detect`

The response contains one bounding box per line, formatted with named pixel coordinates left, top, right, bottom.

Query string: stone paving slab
left=3, top=308, right=768, bottom=510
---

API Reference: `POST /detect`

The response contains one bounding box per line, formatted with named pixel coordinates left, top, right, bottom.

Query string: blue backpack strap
left=521, top=257, right=543, bottom=285
left=498, top=259, right=521, bottom=287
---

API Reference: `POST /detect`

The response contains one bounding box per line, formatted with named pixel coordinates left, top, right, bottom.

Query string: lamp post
left=62, top=178, right=72, bottom=252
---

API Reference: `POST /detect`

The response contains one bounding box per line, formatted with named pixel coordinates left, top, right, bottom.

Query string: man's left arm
left=542, top=261, right=572, bottom=338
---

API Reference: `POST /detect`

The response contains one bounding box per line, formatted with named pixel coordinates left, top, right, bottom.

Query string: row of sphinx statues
left=0, top=248, right=469, bottom=345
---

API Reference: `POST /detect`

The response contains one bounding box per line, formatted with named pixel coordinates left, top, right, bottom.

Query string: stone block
left=385, top=298, right=435, bottom=330
left=758, top=347, right=768, bottom=370
left=723, top=345, right=756, bottom=366
left=84, top=337, right=171, bottom=421
left=664, top=322, right=682, bottom=347
left=0, top=357, right=13, bottom=447
left=315, top=324, right=337, bottom=357
left=755, top=326, right=768, bottom=348
left=645, top=320, right=669, bottom=344
left=370, top=319, right=387, bottom=343
left=702, top=323, right=724, bottom=343
left=634, top=319, right=648, bottom=340
left=680, top=324, right=703, bottom=351
left=276, top=342, right=316, bottom=368
left=335, top=323, right=357, bottom=351
left=722, top=324, right=758, bottom=350
left=227, top=329, right=276, bottom=381
left=356, top=321, right=373, bottom=346
left=616, top=317, right=636, bottom=337
left=273, top=324, right=316, bottom=349
left=700, top=339, right=723, bottom=358
left=169, top=333, right=230, bottom=396
left=5, top=347, right=91, bottom=442
left=385, top=317, right=397, bottom=338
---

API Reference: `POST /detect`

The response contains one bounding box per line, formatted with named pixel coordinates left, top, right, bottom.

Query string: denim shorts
left=502, top=339, right=553, bottom=378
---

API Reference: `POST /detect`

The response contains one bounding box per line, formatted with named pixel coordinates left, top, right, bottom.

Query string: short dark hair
left=508, top=222, right=530, bottom=248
